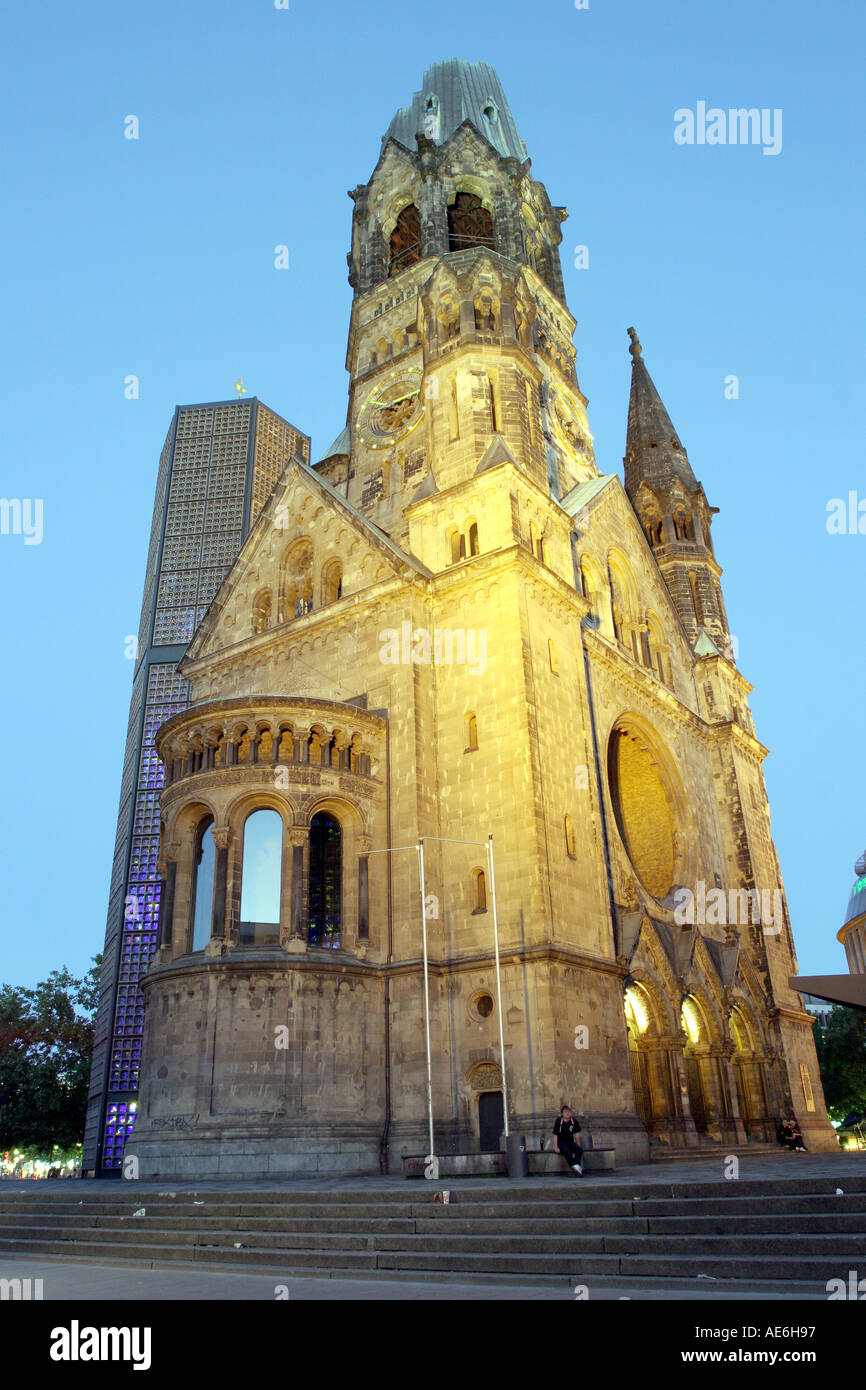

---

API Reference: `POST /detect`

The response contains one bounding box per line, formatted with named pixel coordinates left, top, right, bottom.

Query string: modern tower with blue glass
left=84, top=399, right=308, bottom=1175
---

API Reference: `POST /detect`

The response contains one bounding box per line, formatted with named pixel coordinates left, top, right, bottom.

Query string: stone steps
left=648, top=1142, right=780, bottom=1162
left=1, top=1209, right=864, bottom=1236
left=0, top=1174, right=863, bottom=1291
left=0, top=1235, right=858, bottom=1285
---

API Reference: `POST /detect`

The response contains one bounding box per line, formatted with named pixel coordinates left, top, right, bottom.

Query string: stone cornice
left=157, top=694, right=387, bottom=747
left=138, top=940, right=626, bottom=991
left=583, top=627, right=705, bottom=734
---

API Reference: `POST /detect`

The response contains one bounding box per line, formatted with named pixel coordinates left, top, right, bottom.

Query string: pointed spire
left=624, top=327, right=698, bottom=500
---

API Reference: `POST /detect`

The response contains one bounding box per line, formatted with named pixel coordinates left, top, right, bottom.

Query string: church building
left=124, top=59, right=835, bottom=1178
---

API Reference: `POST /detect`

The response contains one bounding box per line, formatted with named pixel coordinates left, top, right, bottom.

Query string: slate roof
left=559, top=474, right=616, bottom=518
left=316, top=425, right=351, bottom=463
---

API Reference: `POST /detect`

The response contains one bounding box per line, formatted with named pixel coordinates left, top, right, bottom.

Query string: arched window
left=308, top=812, right=342, bottom=949
left=485, top=372, right=498, bottom=432
left=548, top=638, right=559, bottom=674
left=389, top=204, right=421, bottom=275
left=282, top=539, right=314, bottom=621
left=447, top=192, right=494, bottom=252
left=322, top=559, right=342, bottom=605
left=449, top=528, right=465, bottom=565
left=252, top=589, right=271, bottom=634
left=646, top=615, right=668, bottom=684
left=608, top=563, right=632, bottom=646
left=473, top=869, right=488, bottom=913
left=439, top=298, right=460, bottom=341
left=190, top=815, right=216, bottom=951
left=466, top=712, right=479, bottom=751
left=564, top=814, right=576, bottom=859
left=239, top=809, right=282, bottom=946
left=468, top=522, right=479, bottom=556
left=236, top=728, right=251, bottom=764
left=530, top=522, right=544, bottom=563
left=448, top=376, right=460, bottom=439
left=689, top=572, right=703, bottom=625
left=580, top=558, right=604, bottom=625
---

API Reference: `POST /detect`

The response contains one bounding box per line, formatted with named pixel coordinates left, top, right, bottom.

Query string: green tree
left=0, top=958, right=101, bottom=1153
left=814, top=1005, right=866, bottom=1122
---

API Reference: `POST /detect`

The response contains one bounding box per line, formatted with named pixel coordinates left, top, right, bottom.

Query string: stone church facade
left=125, top=59, right=836, bottom=1178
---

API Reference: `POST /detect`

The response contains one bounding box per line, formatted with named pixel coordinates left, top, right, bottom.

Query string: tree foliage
left=0, top=959, right=101, bottom=1152
left=814, top=1004, right=866, bottom=1122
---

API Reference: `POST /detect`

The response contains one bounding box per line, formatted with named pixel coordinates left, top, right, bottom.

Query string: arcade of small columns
left=153, top=697, right=386, bottom=960
left=624, top=975, right=781, bottom=1146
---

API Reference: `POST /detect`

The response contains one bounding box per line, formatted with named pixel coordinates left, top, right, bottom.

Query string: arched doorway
left=468, top=1062, right=504, bottom=1152
left=681, top=996, right=710, bottom=1134
left=730, top=1004, right=769, bottom=1139
left=624, top=985, right=653, bottom=1128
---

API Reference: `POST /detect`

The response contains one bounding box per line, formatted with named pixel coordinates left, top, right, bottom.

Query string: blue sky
left=1, top=0, right=863, bottom=987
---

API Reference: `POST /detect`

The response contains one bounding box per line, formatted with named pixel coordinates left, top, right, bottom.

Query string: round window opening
left=475, top=993, right=494, bottom=1019
left=607, top=724, right=679, bottom=900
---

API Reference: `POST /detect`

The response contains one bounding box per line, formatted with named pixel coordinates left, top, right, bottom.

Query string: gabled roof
left=694, top=626, right=722, bottom=658
left=475, top=434, right=519, bottom=474
left=183, top=455, right=432, bottom=664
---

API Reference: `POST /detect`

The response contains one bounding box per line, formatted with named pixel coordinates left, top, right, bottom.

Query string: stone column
left=286, top=827, right=309, bottom=954
left=210, top=826, right=233, bottom=940
left=156, top=840, right=181, bottom=952
left=719, top=1040, right=748, bottom=1144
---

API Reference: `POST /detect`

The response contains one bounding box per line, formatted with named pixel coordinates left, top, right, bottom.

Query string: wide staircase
left=0, top=1173, right=864, bottom=1292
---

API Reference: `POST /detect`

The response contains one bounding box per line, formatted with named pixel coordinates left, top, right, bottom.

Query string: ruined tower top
left=383, top=58, right=527, bottom=162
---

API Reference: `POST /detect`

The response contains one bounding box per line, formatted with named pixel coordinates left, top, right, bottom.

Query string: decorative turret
left=624, top=329, right=732, bottom=654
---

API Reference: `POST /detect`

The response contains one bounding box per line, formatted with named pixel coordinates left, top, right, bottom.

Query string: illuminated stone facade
left=125, top=60, right=836, bottom=1178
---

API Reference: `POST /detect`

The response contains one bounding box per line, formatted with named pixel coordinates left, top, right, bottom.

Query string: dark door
left=685, top=1056, right=708, bottom=1133
left=479, top=1091, right=504, bottom=1152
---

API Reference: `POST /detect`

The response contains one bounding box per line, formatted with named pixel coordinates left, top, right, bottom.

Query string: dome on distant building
left=844, top=848, right=866, bottom=925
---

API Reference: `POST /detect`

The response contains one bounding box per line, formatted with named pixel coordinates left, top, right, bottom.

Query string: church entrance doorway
left=478, top=1091, right=504, bottom=1152
left=684, top=1056, right=708, bottom=1133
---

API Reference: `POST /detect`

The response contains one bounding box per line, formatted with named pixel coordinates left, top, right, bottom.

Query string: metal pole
left=417, top=840, right=435, bottom=1163
left=486, top=834, right=509, bottom=1137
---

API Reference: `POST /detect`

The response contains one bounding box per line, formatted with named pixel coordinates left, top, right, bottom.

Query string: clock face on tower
left=357, top=367, right=425, bottom=448
left=547, top=382, right=592, bottom=457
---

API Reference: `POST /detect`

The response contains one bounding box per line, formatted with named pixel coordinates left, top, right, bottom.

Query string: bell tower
left=316, top=58, right=598, bottom=555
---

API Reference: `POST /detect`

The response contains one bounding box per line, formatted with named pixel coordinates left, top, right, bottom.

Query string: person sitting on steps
left=553, top=1104, right=584, bottom=1176
left=776, top=1118, right=809, bottom=1152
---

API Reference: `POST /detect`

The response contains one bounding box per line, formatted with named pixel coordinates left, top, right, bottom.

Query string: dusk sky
left=1, top=0, right=863, bottom=988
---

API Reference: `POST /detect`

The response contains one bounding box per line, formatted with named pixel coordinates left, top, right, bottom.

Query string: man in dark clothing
left=553, top=1105, right=584, bottom=1176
